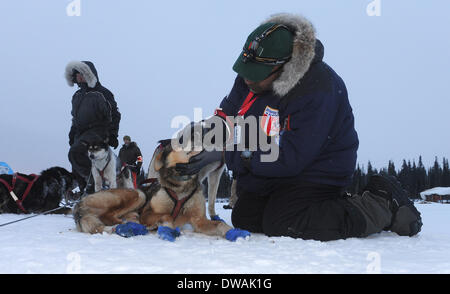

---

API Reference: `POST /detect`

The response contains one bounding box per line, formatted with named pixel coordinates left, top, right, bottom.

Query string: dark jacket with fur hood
left=119, top=142, right=143, bottom=172
left=219, top=14, right=359, bottom=193
left=66, top=61, right=121, bottom=146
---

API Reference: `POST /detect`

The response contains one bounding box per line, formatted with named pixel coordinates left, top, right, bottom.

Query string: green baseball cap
left=233, top=23, right=294, bottom=82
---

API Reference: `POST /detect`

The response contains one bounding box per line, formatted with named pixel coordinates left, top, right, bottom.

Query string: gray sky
left=1, top=0, right=449, bottom=174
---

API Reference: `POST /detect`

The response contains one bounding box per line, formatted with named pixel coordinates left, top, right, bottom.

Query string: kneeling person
left=175, top=13, right=422, bottom=241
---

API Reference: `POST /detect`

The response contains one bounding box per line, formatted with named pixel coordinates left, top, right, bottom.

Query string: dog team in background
left=65, top=59, right=249, bottom=241
left=0, top=61, right=144, bottom=217
left=1, top=13, right=423, bottom=242
left=0, top=58, right=246, bottom=242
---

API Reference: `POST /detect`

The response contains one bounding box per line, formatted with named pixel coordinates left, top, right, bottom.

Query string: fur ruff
left=65, top=61, right=98, bottom=88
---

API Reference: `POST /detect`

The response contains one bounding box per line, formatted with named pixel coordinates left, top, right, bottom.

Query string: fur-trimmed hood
left=262, top=13, right=317, bottom=97
left=65, top=61, right=99, bottom=88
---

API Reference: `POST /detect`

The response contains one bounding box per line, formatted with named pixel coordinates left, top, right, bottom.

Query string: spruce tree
left=442, top=157, right=450, bottom=187
left=429, top=157, right=442, bottom=188
left=367, top=161, right=374, bottom=178
left=388, top=160, right=397, bottom=177
left=417, top=156, right=427, bottom=192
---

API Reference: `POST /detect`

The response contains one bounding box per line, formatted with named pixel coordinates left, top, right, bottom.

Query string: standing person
left=175, top=13, right=422, bottom=241
left=65, top=61, right=121, bottom=194
left=118, top=135, right=143, bottom=188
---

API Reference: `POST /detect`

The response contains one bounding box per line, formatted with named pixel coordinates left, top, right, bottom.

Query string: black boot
left=364, top=174, right=422, bottom=236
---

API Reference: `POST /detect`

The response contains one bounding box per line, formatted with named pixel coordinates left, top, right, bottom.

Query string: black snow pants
left=68, top=127, right=108, bottom=190
left=231, top=181, right=393, bottom=242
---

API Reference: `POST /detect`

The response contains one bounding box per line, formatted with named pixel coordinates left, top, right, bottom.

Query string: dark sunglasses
left=241, top=24, right=293, bottom=65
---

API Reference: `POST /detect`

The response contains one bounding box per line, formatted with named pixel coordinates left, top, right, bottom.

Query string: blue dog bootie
left=157, top=226, right=181, bottom=242
left=211, top=215, right=225, bottom=222
left=115, top=222, right=148, bottom=238
left=225, top=228, right=251, bottom=242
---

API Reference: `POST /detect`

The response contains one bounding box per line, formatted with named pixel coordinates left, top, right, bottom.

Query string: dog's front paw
left=115, top=222, right=148, bottom=238
left=157, top=226, right=181, bottom=242
left=225, top=228, right=251, bottom=242
left=211, top=215, right=225, bottom=222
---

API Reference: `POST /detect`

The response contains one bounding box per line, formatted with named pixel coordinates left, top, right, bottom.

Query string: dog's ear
left=158, top=139, right=172, bottom=148
left=153, top=152, right=164, bottom=171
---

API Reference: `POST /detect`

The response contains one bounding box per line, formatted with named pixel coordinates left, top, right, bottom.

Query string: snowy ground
left=0, top=201, right=449, bottom=274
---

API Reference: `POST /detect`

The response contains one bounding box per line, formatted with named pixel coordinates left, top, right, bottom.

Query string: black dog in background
left=0, top=167, right=77, bottom=214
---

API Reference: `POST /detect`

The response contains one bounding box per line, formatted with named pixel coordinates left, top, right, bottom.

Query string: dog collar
left=164, top=186, right=197, bottom=220
left=95, top=151, right=112, bottom=179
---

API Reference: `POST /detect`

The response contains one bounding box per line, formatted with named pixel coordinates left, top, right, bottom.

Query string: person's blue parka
left=218, top=14, right=359, bottom=195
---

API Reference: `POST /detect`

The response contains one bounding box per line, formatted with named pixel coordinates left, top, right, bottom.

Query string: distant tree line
left=167, top=156, right=450, bottom=201
left=349, top=156, right=450, bottom=199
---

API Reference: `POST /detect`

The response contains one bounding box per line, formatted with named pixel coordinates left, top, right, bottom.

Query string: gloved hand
left=175, top=150, right=223, bottom=176
left=135, top=160, right=143, bottom=173
left=109, top=135, right=119, bottom=149
left=157, top=226, right=181, bottom=242
left=114, top=222, right=148, bottom=238
left=225, top=228, right=251, bottom=242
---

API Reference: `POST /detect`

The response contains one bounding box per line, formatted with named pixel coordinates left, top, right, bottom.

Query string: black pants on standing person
left=68, top=128, right=108, bottom=193
left=231, top=175, right=422, bottom=241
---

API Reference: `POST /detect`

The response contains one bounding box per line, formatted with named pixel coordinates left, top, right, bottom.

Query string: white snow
left=420, top=187, right=450, bottom=200
left=0, top=202, right=449, bottom=274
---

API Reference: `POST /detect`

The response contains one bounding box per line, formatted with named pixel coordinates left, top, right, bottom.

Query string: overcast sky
left=0, top=0, right=449, bottom=174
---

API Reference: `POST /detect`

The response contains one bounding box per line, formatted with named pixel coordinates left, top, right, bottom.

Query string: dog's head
left=152, top=139, right=202, bottom=188
left=79, top=134, right=110, bottom=161
left=117, top=164, right=135, bottom=189
left=41, top=167, right=77, bottom=189
left=39, top=167, right=79, bottom=204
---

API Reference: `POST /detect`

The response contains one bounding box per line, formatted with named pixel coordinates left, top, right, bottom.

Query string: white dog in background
left=87, top=142, right=118, bottom=192
left=87, top=142, right=135, bottom=192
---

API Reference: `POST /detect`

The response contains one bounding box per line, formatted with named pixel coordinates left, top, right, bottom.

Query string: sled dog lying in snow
left=73, top=140, right=234, bottom=239
left=86, top=140, right=134, bottom=192
left=147, top=139, right=234, bottom=220
left=0, top=167, right=77, bottom=214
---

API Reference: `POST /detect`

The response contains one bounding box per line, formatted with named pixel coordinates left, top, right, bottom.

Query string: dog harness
left=95, top=151, right=112, bottom=182
left=0, top=173, right=40, bottom=213
left=164, top=187, right=197, bottom=220
left=138, top=178, right=196, bottom=220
